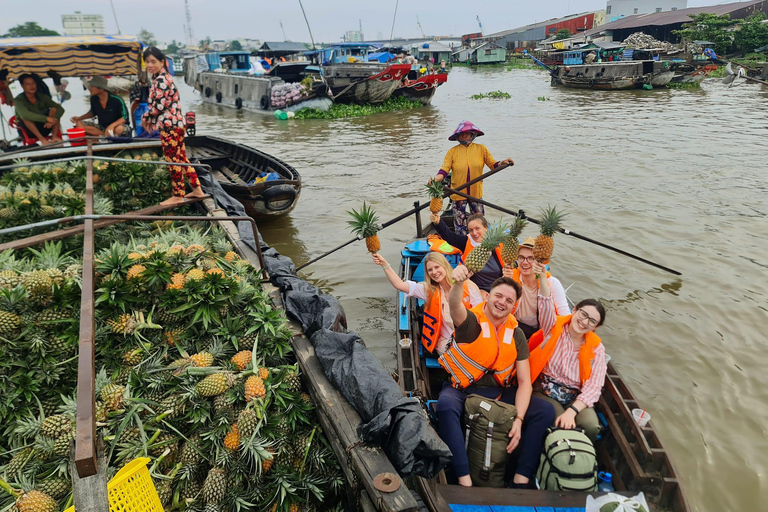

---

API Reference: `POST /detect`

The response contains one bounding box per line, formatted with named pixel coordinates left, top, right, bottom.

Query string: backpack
left=537, top=427, right=598, bottom=492
left=463, top=394, right=517, bottom=488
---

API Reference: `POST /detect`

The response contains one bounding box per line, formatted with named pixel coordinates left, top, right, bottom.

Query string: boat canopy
left=367, top=52, right=395, bottom=63
left=0, top=35, right=142, bottom=80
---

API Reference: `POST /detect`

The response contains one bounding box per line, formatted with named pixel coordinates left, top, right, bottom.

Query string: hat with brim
left=87, top=76, right=109, bottom=90
left=520, top=237, right=536, bottom=250
left=448, top=120, right=485, bottom=141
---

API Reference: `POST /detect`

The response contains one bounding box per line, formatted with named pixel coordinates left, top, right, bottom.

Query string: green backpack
left=536, top=427, right=598, bottom=492
left=463, top=394, right=517, bottom=488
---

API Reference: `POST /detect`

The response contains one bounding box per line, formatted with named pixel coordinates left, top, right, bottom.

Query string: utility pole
left=280, top=20, right=287, bottom=41
left=417, top=16, right=425, bottom=38
left=476, top=15, right=483, bottom=35
left=109, top=0, right=121, bottom=35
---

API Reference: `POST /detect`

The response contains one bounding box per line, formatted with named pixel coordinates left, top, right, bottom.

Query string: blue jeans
left=436, top=381, right=555, bottom=480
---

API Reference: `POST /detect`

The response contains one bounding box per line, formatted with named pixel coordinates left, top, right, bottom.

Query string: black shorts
left=19, top=121, right=52, bottom=138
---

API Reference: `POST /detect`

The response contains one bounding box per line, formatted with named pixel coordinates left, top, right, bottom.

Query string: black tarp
left=260, top=235, right=451, bottom=479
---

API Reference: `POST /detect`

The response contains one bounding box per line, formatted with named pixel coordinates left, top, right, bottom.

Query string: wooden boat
left=324, top=63, right=411, bottom=104
left=393, top=73, right=448, bottom=105
left=560, top=76, right=638, bottom=90
left=0, top=135, right=301, bottom=220
left=394, top=224, right=690, bottom=512
left=649, top=70, right=676, bottom=87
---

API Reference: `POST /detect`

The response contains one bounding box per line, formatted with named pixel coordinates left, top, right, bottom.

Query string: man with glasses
left=503, top=238, right=570, bottom=339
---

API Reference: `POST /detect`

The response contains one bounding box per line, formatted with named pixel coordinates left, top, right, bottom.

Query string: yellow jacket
left=440, top=143, right=497, bottom=201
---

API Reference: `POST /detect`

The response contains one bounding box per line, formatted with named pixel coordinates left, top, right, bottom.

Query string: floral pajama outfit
left=142, top=71, right=199, bottom=197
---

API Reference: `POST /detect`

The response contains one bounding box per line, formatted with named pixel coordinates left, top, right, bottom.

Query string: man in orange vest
left=436, top=266, right=555, bottom=488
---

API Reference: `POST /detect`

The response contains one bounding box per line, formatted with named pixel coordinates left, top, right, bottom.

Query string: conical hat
left=448, top=120, right=485, bottom=141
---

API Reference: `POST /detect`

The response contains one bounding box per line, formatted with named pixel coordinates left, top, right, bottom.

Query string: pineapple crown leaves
left=425, top=179, right=445, bottom=199
left=538, top=205, right=566, bottom=237
left=510, top=216, right=528, bottom=238
left=481, top=221, right=509, bottom=249
left=26, top=241, right=74, bottom=271
left=346, top=202, right=380, bottom=239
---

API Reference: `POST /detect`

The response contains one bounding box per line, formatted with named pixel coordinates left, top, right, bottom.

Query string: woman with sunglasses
left=526, top=298, right=607, bottom=441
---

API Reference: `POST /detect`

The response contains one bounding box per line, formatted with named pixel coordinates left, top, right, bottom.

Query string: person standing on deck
left=432, top=121, right=514, bottom=235
left=436, top=269, right=555, bottom=488
left=141, top=47, right=205, bottom=205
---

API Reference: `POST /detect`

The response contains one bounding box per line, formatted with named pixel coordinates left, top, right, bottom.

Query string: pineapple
left=300, top=392, right=313, bottom=406
left=126, top=264, right=146, bottom=281
left=244, top=375, right=266, bottom=402
left=38, top=308, right=71, bottom=324
left=261, top=449, right=275, bottom=473
left=284, top=371, right=302, bottom=394
left=0, top=270, right=20, bottom=289
left=224, top=251, right=239, bottom=262
left=0, top=207, right=17, bottom=219
left=238, top=408, right=258, bottom=438
left=231, top=350, right=252, bottom=371
left=166, top=273, right=185, bottom=290
left=179, top=435, right=203, bottom=465
left=464, top=221, right=508, bottom=274
left=0, top=286, right=25, bottom=335
left=223, top=424, right=240, bottom=451
left=238, top=330, right=257, bottom=351
left=533, top=206, right=566, bottom=264
left=189, top=352, right=214, bottom=367
left=106, top=313, right=137, bottom=335
left=186, top=268, right=205, bottom=283
left=40, top=414, right=72, bottom=438
left=100, top=383, right=126, bottom=410
left=207, top=268, right=224, bottom=277
left=425, top=180, right=445, bottom=214
left=0, top=309, right=21, bottom=335
left=347, top=202, right=381, bottom=254
left=165, top=327, right=184, bottom=346
left=122, top=348, right=144, bottom=366
left=500, top=216, right=528, bottom=266
left=23, top=270, right=53, bottom=304
left=53, top=430, right=75, bottom=457
left=202, top=467, right=227, bottom=504
left=5, top=447, right=39, bottom=479
left=258, top=367, right=269, bottom=380
left=186, top=244, right=206, bottom=256
left=15, top=490, right=57, bottom=512
left=40, top=205, right=55, bottom=217
left=196, top=373, right=235, bottom=397
left=36, top=477, right=71, bottom=500
left=156, top=480, right=173, bottom=507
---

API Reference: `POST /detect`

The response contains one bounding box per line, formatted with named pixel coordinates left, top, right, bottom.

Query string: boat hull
left=560, top=76, right=638, bottom=90
left=392, top=73, right=447, bottom=105
left=650, top=70, right=675, bottom=87
left=325, top=63, right=411, bottom=104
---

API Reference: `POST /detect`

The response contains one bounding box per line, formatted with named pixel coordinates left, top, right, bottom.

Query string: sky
left=0, top=0, right=736, bottom=44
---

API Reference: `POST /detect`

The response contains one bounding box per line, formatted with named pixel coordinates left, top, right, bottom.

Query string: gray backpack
left=463, top=394, right=517, bottom=488
left=537, top=427, right=598, bottom=492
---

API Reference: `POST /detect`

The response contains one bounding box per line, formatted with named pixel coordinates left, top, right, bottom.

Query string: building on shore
left=481, top=11, right=606, bottom=50
left=574, top=0, right=768, bottom=44
left=452, top=41, right=507, bottom=64
left=606, top=0, right=687, bottom=20
left=344, top=30, right=364, bottom=43
left=61, top=12, right=105, bottom=36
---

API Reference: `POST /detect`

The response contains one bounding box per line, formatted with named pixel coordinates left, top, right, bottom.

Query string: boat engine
left=185, top=112, right=196, bottom=136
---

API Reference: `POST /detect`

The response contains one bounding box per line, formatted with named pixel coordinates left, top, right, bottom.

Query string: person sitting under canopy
left=70, top=76, right=130, bottom=137
left=13, top=74, right=64, bottom=145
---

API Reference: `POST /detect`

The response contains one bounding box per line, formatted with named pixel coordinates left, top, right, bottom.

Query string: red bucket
left=67, top=127, right=86, bottom=146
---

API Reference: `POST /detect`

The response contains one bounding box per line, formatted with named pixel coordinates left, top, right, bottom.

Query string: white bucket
left=632, top=408, right=651, bottom=427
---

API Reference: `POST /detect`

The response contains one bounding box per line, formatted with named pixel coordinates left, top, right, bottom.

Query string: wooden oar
left=443, top=186, right=682, bottom=276
left=295, top=163, right=513, bottom=271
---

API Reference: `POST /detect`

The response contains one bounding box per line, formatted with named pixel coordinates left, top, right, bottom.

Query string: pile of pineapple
left=0, top=152, right=173, bottom=245
left=0, top=159, right=344, bottom=512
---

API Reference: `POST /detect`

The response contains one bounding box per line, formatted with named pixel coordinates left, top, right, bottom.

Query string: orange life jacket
left=421, top=283, right=473, bottom=353
left=527, top=315, right=602, bottom=387
left=462, top=239, right=503, bottom=268
left=427, top=234, right=462, bottom=255
left=439, top=303, right=519, bottom=389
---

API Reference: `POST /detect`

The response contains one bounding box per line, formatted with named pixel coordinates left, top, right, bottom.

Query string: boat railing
left=0, top=142, right=267, bottom=511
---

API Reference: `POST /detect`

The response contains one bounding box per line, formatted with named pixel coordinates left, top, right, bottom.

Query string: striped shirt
left=539, top=303, right=606, bottom=407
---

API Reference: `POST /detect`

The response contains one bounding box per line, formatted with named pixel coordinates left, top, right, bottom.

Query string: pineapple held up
left=425, top=180, right=445, bottom=214
left=464, top=222, right=508, bottom=274
left=347, top=202, right=381, bottom=254
left=533, top=206, right=566, bottom=264
left=501, top=216, right=528, bottom=266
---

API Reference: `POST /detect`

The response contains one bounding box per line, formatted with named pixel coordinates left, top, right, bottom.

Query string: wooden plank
left=220, top=165, right=249, bottom=187
left=597, top=396, right=646, bottom=479
left=436, top=484, right=635, bottom=508
left=0, top=196, right=208, bottom=252
left=69, top=435, right=109, bottom=512
left=604, top=376, right=653, bottom=461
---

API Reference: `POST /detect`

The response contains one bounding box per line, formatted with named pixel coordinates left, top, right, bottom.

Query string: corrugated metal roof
left=259, top=42, right=309, bottom=52
left=583, top=0, right=765, bottom=35
left=484, top=11, right=602, bottom=39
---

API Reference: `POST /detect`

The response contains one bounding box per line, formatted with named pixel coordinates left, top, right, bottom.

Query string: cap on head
left=87, top=76, right=109, bottom=90
left=520, top=237, right=536, bottom=250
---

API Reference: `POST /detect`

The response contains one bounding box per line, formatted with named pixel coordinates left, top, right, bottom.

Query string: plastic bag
left=586, top=492, right=649, bottom=512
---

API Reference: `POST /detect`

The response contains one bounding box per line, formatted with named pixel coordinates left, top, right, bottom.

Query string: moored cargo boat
left=393, top=73, right=448, bottom=105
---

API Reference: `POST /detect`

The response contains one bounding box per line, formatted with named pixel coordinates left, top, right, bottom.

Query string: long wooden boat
left=394, top=225, right=690, bottom=512
left=392, top=73, right=448, bottom=105
left=0, top=135, right=301, bottom=220
left=560, top=76, right=638, bottom=90
left=323, top=63, right=411, bottom=104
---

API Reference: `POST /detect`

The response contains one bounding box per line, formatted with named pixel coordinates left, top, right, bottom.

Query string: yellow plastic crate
left=64, top=457, right=164, bottom=512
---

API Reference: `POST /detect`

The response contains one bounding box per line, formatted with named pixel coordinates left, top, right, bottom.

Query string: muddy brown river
left=7, top=66, right=766, bottom=511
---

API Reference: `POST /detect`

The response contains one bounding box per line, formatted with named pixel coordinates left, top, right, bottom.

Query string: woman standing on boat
left=371, top=251, right=482, bottom=355
left=432, top=121, right=514, bottom=236
left=527, top=298, right=607, bottom=441
left=141, top=47, right=205, bottom=205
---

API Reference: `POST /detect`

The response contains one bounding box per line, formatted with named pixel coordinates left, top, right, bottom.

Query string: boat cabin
left=205, top=51, right=252, bottom=73
left=310, top=43, right=379, bottom=65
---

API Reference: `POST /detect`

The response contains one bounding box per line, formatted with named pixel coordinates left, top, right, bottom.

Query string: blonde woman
left=372, top=252, right=482, bottom=355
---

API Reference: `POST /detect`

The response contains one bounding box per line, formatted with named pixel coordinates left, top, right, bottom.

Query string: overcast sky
left=0, top=0, right=732, bottom=43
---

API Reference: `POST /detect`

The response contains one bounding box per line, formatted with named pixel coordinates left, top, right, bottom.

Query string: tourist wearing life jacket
left=436, top=266, right=555, bottom=489
left=506, top=238, right=570, bottom=339
left=432, top=121, right=514, bottom=236
left=527, top=298, right=607, bottom=441
left=430, top=213, right=503, bottom=297
left=371, top=252, right=482, bottom=355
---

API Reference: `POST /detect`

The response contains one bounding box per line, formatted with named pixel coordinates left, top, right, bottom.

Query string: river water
left=5, top=67, right=766, bottom=511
